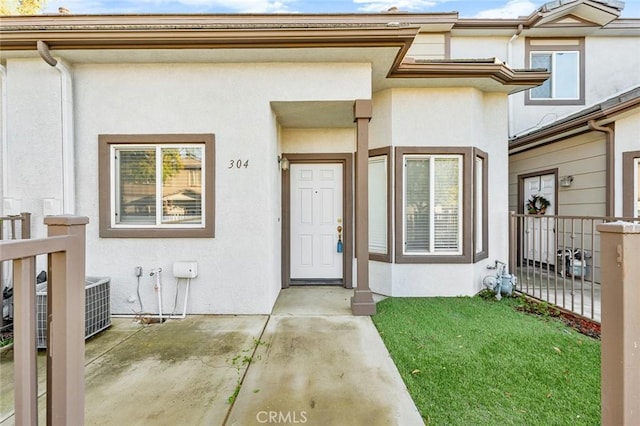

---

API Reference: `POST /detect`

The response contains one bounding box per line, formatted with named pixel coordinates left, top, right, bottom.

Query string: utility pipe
left=507, top=24, right=524, bottom=138
left=37, top=41, right=76, bottom=214
left=112, top=278, right=191, bottom=320
left=588, top=120, right=615, bottom=216
left=0, top=64, right=8, bottom=215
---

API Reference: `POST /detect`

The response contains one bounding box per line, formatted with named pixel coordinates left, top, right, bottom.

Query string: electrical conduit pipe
left=507, top=24, right=524, bottom=138
left=37, top=41, right=76, bottom=214
left=112, top=269, right=192, bottom=320
left=0, top=64, right=8, bottom=215
left=588, top=119, right=615, bottom=216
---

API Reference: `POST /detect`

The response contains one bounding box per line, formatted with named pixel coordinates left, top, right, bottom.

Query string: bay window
left=395, top=147, right=473, bottom=263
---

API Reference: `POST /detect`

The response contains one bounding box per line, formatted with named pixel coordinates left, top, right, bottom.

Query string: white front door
left=290, top=163, right=343, bottom=280
left=524, top=174, right=556, bottom=265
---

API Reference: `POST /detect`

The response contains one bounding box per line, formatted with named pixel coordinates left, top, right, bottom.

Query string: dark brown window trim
left=368, top=147, right=392, bottom=263
left=524, top=37, right=585, bottom=106
left=623, top=150, right=640, bottom=218
left=98, top=133, right=215, bottom=238
left=394, top=146, right=473, bottom=264
left=280, top=153, right=353, bottom=289
left=473, top=148, right=489, bottom=263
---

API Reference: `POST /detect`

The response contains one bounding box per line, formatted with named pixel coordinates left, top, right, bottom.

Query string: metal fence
left=509, top=213, right=639, bottom=322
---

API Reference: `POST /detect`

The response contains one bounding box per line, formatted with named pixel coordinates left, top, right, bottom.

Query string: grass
left=372, top=296, right=600, bottom=425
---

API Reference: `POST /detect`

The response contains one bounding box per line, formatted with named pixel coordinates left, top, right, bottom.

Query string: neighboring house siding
left=450, top=36, right=509, bottom=63
left=406, top=33, right=448, bottom=60
left=509, top=132, right=607, bottom=216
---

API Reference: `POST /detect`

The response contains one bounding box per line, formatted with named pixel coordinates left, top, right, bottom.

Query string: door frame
left=281, top=153, right=353, bottom=289
left=516, top=169, right=558, bottom=267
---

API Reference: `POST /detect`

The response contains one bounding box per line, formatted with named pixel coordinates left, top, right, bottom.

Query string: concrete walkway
left=0, top=287, right=424, bottom=425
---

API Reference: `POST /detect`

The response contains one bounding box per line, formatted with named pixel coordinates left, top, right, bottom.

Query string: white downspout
left=0, top=64, right=8, bottom=215
left=37, top=40, right=76, bottom=214
left=507, top=24, right=524, bottom=138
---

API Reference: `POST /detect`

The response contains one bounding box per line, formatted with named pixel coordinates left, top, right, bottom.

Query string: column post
left=45, top=215, right=88, bottom=426
left=351, top=99, right=376, bottom=316
left=597, top=222, right=640, bottom=426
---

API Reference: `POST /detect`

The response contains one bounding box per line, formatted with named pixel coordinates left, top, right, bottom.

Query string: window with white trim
left=99, top=134, right=215, bottom=238
left=403, top=154, right=462, bottom=255
left=113, top=145, right=204, bottom=227
left=474, top=155, right=484, bottom=254
left=368, top=154, right=388, bottom=256
left=530, top=51, right=579, bottom=100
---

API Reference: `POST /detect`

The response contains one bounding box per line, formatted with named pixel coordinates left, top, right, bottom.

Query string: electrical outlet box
left=173, top=261, right=198, bottom=279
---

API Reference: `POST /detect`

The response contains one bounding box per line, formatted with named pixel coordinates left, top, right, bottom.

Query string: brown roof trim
left=392, top=59, right=550, bottom=86
left=0, top=12, right=458, bottom=32
left=0, top=26, right=419, bottom=53
left=509, top=86, right=640, bottom=153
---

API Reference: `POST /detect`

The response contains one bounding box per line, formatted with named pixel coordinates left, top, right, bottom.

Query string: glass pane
left=531, top=53, right=552, bottom=98
left=433, top=157, right=460, bottom=252
left=162, top=147, right=203, bottom=225
left=475, top=156, right=483, bottom=254
left=405, top=157, right=430, bottom=253
left=368, top=156, right=387, bottom=254
left=555, top=52, right=578, bottom=99
left=117, top=149, right=156, bottom=224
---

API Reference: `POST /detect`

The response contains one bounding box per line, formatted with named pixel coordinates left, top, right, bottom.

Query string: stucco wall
left=368, top=88, right=509, bottom=297
left=510, top=35, right=640, bottom=136
left=5, top=59, right=371, bottom=314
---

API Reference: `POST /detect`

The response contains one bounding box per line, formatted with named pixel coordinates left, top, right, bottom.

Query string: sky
left=40, top=0, right=640, bottom=18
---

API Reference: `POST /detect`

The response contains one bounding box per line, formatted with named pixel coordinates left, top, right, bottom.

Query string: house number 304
left=229, top=159, right=249, bottom=169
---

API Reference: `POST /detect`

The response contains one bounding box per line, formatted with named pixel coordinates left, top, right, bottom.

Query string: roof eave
left=391, top=61, right=550, bottom=89
left=509, top=91, right=640, bottom=154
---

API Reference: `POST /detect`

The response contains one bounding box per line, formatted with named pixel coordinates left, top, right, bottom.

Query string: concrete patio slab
left=226, top=315, right=423, bottom=426
left=1, top=287, right=423, bottom=425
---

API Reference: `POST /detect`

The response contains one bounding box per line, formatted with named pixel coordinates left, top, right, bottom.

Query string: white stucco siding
left=2, top=60, right=371, bottom=315
left=4, top=59, right=64, bottom=238
left=391, top=264, right=476, bottom=296
left=585, top=37, right=640, bottom=105
left=281, top=128, right=355, bottom=153
left=370, top=89, right=393, bottom=149
left=391, top=87, right=482, bottom=145
left=510, top=35, right=640, bottom=136
left=368, top=88, right=509, bottom=297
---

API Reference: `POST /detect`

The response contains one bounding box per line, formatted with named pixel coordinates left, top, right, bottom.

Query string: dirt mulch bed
left=558, top=311, right=600, bottom=339
left=514, top=296, right=600, bottom=339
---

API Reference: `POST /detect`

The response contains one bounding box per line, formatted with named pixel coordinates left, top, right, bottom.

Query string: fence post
left=509, top=211, right=517, bottom=273
left=45, top=215, right=88, bottom=426
left=597, top=222, right=640, bottom=426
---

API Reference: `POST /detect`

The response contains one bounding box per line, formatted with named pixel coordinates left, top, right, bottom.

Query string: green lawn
left=372, top=296, right=600, bottom=425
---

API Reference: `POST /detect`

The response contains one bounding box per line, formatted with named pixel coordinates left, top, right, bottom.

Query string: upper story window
left=99, top=134, right=215, bottom=238
left=525, top=38, right=585, bottom=106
